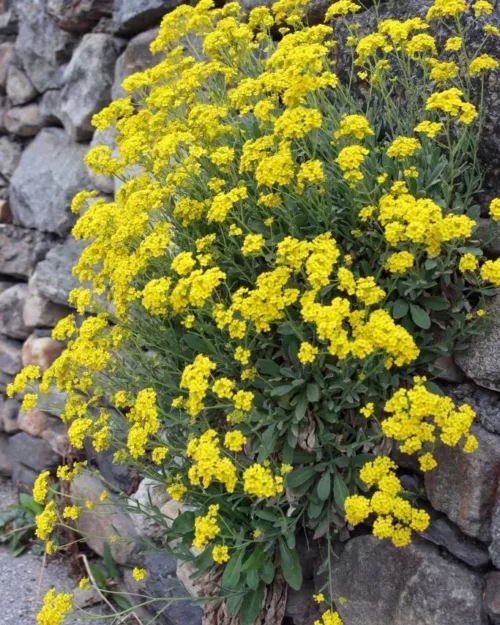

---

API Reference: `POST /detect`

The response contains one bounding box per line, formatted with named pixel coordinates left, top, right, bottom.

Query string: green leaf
left=295, top=394, right=308, bottom=421
left=113, top=594, right=132, bottom=611
left=410, top=304, right=431, bottom=329
left=222, top=547, right=246, bottom=590
left=419, top=296, right=450, bottom=311
left=278, top=539, right=302, bottom=591
left=392, top=300, right=409, bottom=319
left=193, top=546, right=214, bottom=570
left=256, top=359, right=281, bottom=377
left=306, top=383, right=320, bottom=402
left=242, top=545, right=266, bottom=572
left=333, top=473, right=349, bottom=512
left=171, top=511, right=195, bottom=535
left=103, top=543, right=120, bottom=579
left=260, top=558, right=275, bottom=584
left=316, top=472, right=331, bottom=502
left=270, top=384, right=295, bottom=397
left=89, top=564, right=107, bottom=590
left=225, top=592, right=245, bottom=617
left=19, top=493, right=42, bottom=516
left=287, top=466, right=315, bottom=488
left=246, top=569, right=259, bottom=590
left=182, top=333, right=214, bottom=354
left=240, top=584, right=265, bottom=625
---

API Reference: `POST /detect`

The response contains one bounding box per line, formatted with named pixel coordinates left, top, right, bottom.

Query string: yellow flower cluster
left=242, top=463, right=284, bottom=497
left=193, top=504, right=221, bottom=550
left=37, top=589, right=73, bottom=625
left=345, top=457, right=430, bottom=547
left=187, top=429, right=238, bottom=492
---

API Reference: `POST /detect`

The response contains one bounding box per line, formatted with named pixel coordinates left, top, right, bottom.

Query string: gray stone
left=88, top=128, right=116, bottom=193
left=432, top=355, right=466, bottom=383
left=0, top=432, right=13, bottom=475
left=0, top=283, right=30, bottom=339
left=419, top=515, right=490, bottom=570
left=113, top=0, right=181, bottom=36
left=0, top=224, right=53, bottom=279
left=4, top=103, right=42, bottom=136
left=0, top=136, right=21, bottom=179
left=41, top=423, right=70, bottom=457
left=442, top=382, right=500, bottom=436
left=0, top=42, right=14, bottom=91
left=15, top=0, right=79, bottom=93
left=11, top=461, right=38, bottom=488
left=456, top=295, right=500, bottom=391
left=145, top=552, right=203, bottom=625
left=10, top=128, right=92, bottom=235
left=128, top=478, right=170, bottom=543
left=35, top=385, right=67, bottom=417
left=425, top=424, right=500, bottom=542
left=0, top=4, right=18, bottom=40
left=1, top=398, right=20, bottom=433
left=8, top=431, right=61, bottom=471
left=485, top=572, right=500, bottom=625
left=23, top=270, right=72, bottom=329
left=59, top=34, right=124, bottom=142
left=70, top=470, right=140, bottom=565
left=22, top=334, right=65, bottom=371
left=286, top=581, right=321, bottom=625
left=112, top=27, right=161, bottom=100
left=478, top=218, right=500, bottom=258
left=0, top=334, right=22, bottom=375
left=6, top=64, right=37, bottom=105
left=34, top=236, right=87, bottom=306
left=46, top=0, right=113, bottom=33
left=84, top=437, right=137, bottom=493
left=39, top=89, right=62, bottom=126
left=17, top=408, right=50, bottom=437
left=331, top=535, right=486, bottom=625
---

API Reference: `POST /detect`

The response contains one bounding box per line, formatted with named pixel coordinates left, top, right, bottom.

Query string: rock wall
left=1, top=1, right=500, bottom=624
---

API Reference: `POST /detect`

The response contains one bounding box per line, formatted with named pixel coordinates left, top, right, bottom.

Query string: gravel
left=0, top=477, right=111, bottom=625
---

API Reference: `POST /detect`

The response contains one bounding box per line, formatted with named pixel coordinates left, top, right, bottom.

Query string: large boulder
left=113, top=0, right=182, bottom=36
left=84, top=437, right=137, bottom=493
left=15, top=0, right=79, bottom=92
left=478, top=219, right=500, bottom=259
left=0, top=224, right=53, bottom=280
left=70, top=470, right=140, bottom=565
left=59, top=34, right=124, bottom=141
left=10, top=128, right=92, bottom=235
left=0, top=283, right=30, bottom=339
left=425, top=424, right=500, bottom=542
left=1, top=398, right=20, bottom=433
left=46, top=0, right=113, bottom=33
left=8, top=431, right=61, bottom=472
left=34, top=236, right=87, bottom=306
left=485, top=573, right=500, bottom=625
left=23, top=270, right=72, bottom=329
left=111, top=27, right=161, bottom=99
left=330, top=535, right=487, bottom=625
left=0, top=433, right=13, bottom=476
left=127, top=478, right=170, bottom=543
left=0, top=41, right=14, bottom=91
left=3, top=103, right=42, bottom=137
left=6, top=64, right=38, bottom=105
left=456, top=296, right=500, bottom=391
left=22, top=334, right=65, bottom=371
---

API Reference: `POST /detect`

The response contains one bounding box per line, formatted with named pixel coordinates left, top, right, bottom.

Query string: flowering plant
left=10, top=0, right=500, bottom=623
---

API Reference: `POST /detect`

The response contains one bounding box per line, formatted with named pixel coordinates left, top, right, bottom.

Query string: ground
left=0, top=477, right=111, bottom=625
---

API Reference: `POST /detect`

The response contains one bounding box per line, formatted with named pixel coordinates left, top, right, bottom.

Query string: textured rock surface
left=46, top=0, right=113, bottom=33
left=113, top=0, right=180, bottom=36
left=21, top=334, right=64, bottom=371
left=0, top=137, right=22, bottom=179
left=111, top=27, right=161, bottom=99
left=0, top=335, right=22, bottom=376
left=478, top=218, right=500, bottom=258
left=34, top=236, right=87, bottom=306
left=1, top=398, right=20, bottom=433
left=128, top=478, right=170, bottom=543
left=8, top=431, right=61, bottom=472
left=0, top=42, right=14, bottom=90
left=10, top=128, right=92, bottom=235
left=145, top=553, right=203, bottom=625
left=0, top=225, right=53, bottom=279
left=71, top=471, right=140, bottom=565
left=0, top=283, right=30, bottom=339
left=4, top=103, right=42, bottom=136
left=23, top=270, right=71, bottom=328
left=59, top=34, right=124, bottom=141
left=425, top=424, right=500, bottom=542
left=84, top=437, right=137, bottom=493
left=456, top=299, right=500, bottom=390
left=15, top=0, right=79, bottom=92
left=331, top=535, right=487, bottom=625
left=485, top=572, right=500, bottom=625
left=443, top=382, right=500, bottom=435
left=6, top=64, right=38, bottom=105
left=16, top=408, right=50, bottom=437
left=420, top=514, right=490, bottom=570
left=0, top=433, right=13, bottom=475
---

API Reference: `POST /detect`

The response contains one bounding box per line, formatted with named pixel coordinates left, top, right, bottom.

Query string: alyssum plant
left=9, top=0, right=500, bottom=623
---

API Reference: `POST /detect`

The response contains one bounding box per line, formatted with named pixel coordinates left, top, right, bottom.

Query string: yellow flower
left=79, top=578, right=90, bottom=590
left=490, top=199, right=500, bottom=221
left=242, top=233, right=265, bottom=256
left=298, top=341, right=319, bottom=364
left=63, top=505, right=81, bottom=520
left=444, top=37, right=462, bottom=51
left=414, top=120, right=443, bottom=138
left=224, top=430, right=247, bottom=452
left=313, top=593, right=325, bottom=604
left=132, top=568, right=147, bottom=581
left=459, top=253, right=479, bottom=273
left=33, top=471, right=50, bottom=505
left=386, top=136, right=421, bottom=159
left=213, top=544, right=230, bottom=564
left=152, top=447, right=169, bottom=464
left=469, top=54, right=499, bottom=76
left=37, top=589, right=73, bottom=625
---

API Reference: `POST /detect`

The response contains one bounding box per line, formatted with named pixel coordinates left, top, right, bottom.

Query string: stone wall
left=1, top=1, right=500, bottom=624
